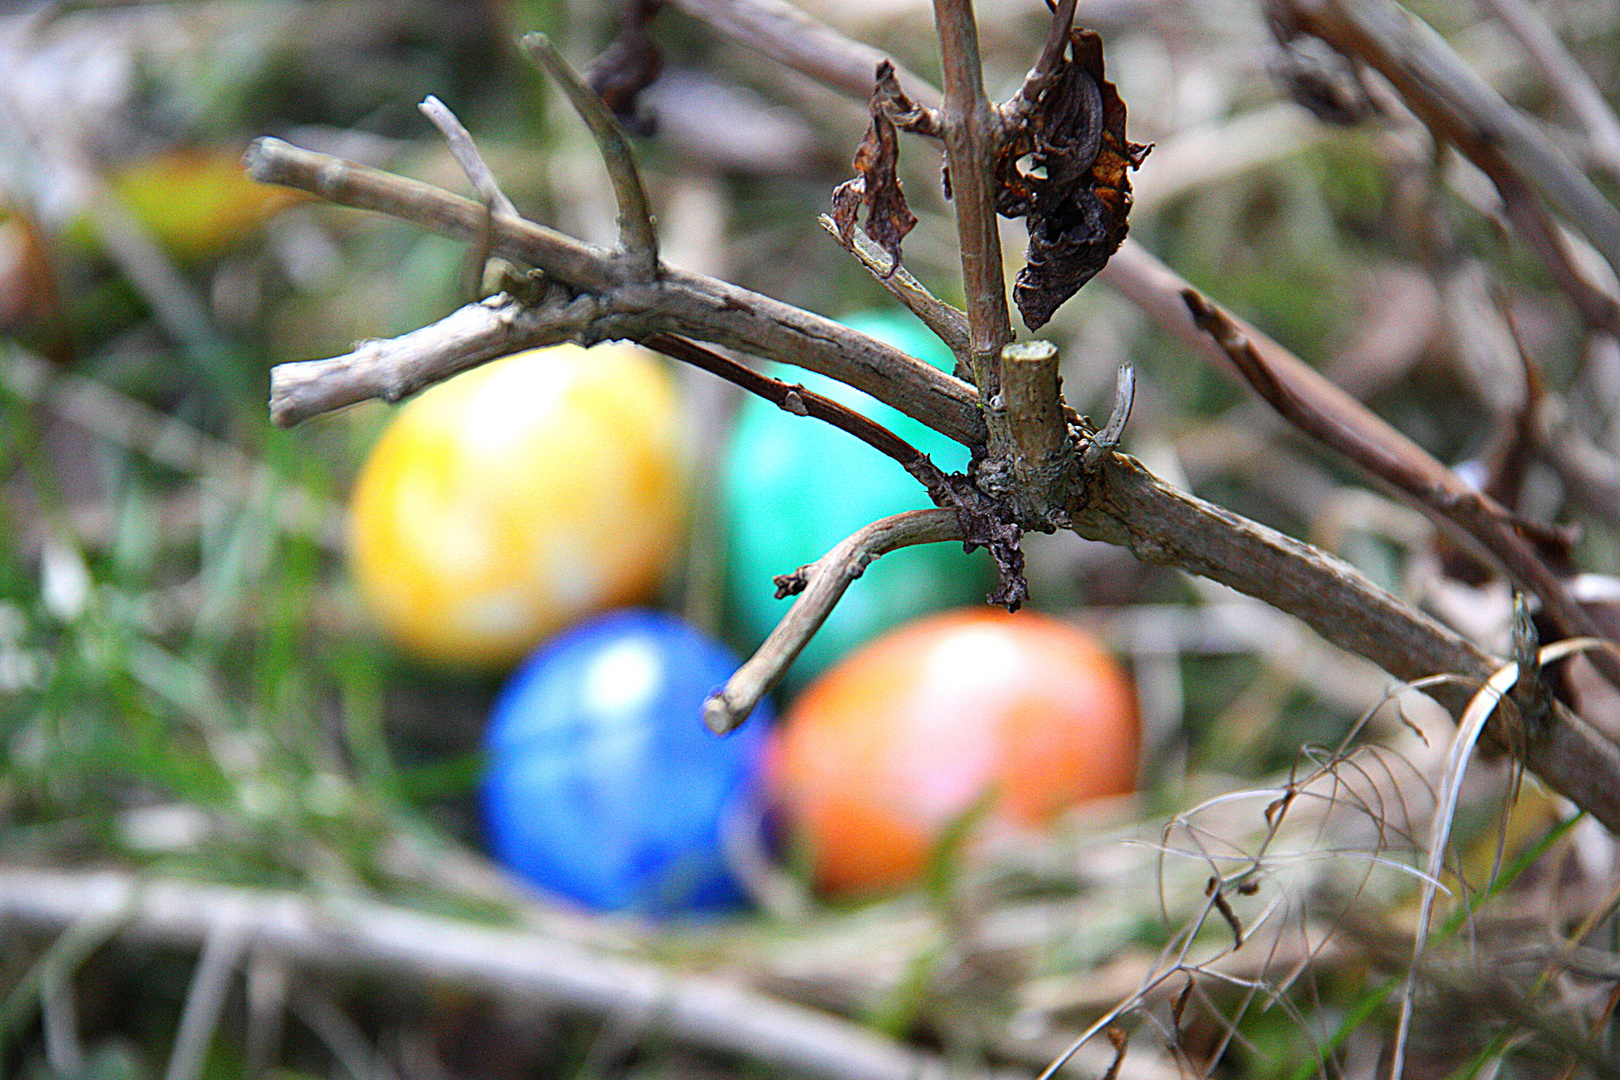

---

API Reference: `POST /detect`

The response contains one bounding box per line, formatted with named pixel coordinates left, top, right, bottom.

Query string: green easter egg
left=721, top=312, right=989, bottom=686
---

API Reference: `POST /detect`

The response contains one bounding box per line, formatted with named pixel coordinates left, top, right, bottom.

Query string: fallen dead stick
left=0, top=865, right=1028, bottom=1080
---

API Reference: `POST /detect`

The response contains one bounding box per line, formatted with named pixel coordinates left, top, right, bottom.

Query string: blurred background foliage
left=4, top=0, right=1620, bottom=1077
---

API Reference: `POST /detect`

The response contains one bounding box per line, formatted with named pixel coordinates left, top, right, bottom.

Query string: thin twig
left=1278, top=0, right=1620, bottom=282
left=164, top=923, right=247, bottom=1080
left=0, top=867, right=1022, bottom=1080
left=1002, top=0, right=1079, bottom=130
left=267, top=291, right=591, bottom=426
left=643, top=332, right=953, bottom=500
left=1476, top=0, right=1620, bottom=185
left=245, top=138, right=986, bottom=446
left=1180, top=287, right=1620, bottom=685
left=418, top=95, right=519, bottom=218
left=1082, top=361, right=1135, bottom=471
left=1494, top=174, right=1620, bottom=338
left=816, top=214, right=970, bottom=365
left=932, top=0, right=1015, bottom=398
left=703, top=509, right=964, bottom=734
left=523, top=33, right=660, bottom=279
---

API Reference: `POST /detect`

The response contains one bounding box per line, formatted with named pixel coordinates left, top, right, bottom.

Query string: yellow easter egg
left=348, top=342, right=686, bottom=667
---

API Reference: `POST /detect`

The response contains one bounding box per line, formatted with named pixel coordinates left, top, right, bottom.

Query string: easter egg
left=480, top=609, right=773, bottom=913
left=765, top=608, right=1139, bottom=896
left=348, top=343, right=686, bottom=667
left=721, top=311, right=987, bottom=685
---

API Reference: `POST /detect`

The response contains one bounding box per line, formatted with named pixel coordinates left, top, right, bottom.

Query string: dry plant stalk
left=248, top=2, right=1620, bottom=836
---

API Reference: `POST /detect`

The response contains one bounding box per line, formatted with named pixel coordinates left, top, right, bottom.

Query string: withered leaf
left=997, top=29, right=1150, bottom=330
left=831, top=83, right=917, bottom=276
left=585, top=0, right=667, bottom=137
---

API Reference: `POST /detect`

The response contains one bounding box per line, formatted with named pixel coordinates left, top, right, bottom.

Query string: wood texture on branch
left=0, top=867, right=1023, bottom=1080
left=245, top=139, right=985, bottom=445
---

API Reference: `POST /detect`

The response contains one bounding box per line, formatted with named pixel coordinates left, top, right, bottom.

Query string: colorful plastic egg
left=720, top=311, right=987, bottom=685
left=348, top=343, right=686, bottom=667
left=480, top=609, right=773, bottom=913
left=765, top=608, right=1139, bottom=896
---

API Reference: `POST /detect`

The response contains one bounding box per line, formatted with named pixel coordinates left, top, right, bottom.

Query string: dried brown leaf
left=996, top=29, right=1149, bottom=330
left=832, top=95, right=917, bottom=276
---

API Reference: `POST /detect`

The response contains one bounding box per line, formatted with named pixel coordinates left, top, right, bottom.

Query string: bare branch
left=268, top=292, right=588, bottom=427
left=418, top=95, right=519, bottom=218
left=1276, top=0, right=1620, bottom=283
left=1062, top=451, right=1620, bottom=832
left=643, top=332, right=953, bottom=500
left=703, top=509, right=964, bottom=734
left=245, top=138, right=986, bottom=446
left=933, top=0, right=1016, bottom=397
left=523, top=33, right=659, bottom=279
left=1495, top=175, right=1620, bottom=338
left=1476, top=0, right=1620, bottom=185
left=1180, top=289, right=1620, bottom=681
left=0, top=866, right=1025, bottom=1080
left=669, top=0, right=941, bottom=112
left=816, top=214, right=970, bottom=366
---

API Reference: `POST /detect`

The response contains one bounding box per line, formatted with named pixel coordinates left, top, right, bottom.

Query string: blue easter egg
left=481, top=609, right=772, bottom=914
left=721, top=311, right=989, bottom=686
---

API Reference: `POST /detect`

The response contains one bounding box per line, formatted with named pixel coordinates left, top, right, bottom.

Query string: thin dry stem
left=1003, top=0, right=1079, bottom=130
left=1061, top=450, right=1620, bottom=832
left=703, top=508, right=964, bottom=733
left=523, top=33, right=659, bottom=278
left=268, top=292, right=588, bottom=426
left=1477, top=0, right=1620, bottom=185
left=418, top=95, right=519, bottom=218
left=0, top=867, right=1023, bottom=1080
left=1278, top=0, right=1620, bottom=283
left=817, top=214, right=970, bottom=366
left=1181, top=287, right=1620, bottom=686
left=669, top=0, right=941, bottom=112
left=644, top=332, right=953, bottom=500
left=163, top=924, right=246, bottom=1080
left=932, top=0, right=1015, bottom=397
left=1082, top=362, right=1135, bottom=471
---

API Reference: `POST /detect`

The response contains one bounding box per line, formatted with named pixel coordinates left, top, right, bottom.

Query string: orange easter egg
left=766, top=608, right=1138, bottom=896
